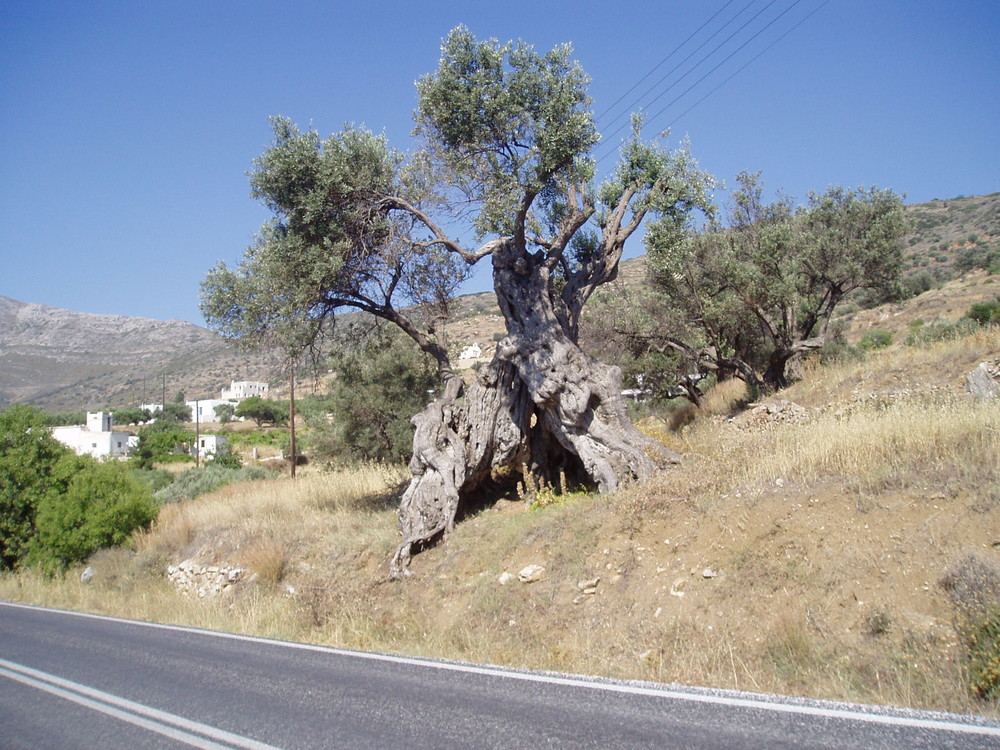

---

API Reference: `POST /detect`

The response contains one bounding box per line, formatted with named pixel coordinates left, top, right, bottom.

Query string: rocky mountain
left=0, top=297, right=270, bottom=412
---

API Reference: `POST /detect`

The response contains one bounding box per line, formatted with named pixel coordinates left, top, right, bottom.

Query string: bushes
left=153, top=464, right=270, bottom=504
left=30, top=457, right=157, bottom=572
left=0, top=405, right=71, bottom=568
left=941, top=553, right=1000, bottom=699
left=1, top=405, right=159, bottom=572
left=964, top=299, right=1000, bottom=327
left=859, top=329, right=893, bottom=351
left=905, top=317, right=979, bottom=347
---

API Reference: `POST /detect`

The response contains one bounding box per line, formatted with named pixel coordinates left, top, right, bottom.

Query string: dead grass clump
left=743, top=396, right=1000, bottom=493
left=942, top=553, right=1000, bottom=617
left=242, top=540, right=287, bottom=586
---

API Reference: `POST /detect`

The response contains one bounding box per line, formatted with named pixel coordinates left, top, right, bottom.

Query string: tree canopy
left=641, top=172, right=906, bottom=396
left=200, top=27, right=718, bottom=575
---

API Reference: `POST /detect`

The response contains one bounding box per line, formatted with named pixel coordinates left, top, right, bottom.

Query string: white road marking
left=4, top=600, right=1000, bottom=739
left=0, top=657, right=283, bottom=750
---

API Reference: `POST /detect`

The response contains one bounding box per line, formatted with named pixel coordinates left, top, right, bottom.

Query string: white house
left=51, top=412, right=131, bottom=460
left=458, top=342, right=482, bottom=360
left=220, top=380, right=268, bottom=400
left=196, top=434, right=228, bottom=460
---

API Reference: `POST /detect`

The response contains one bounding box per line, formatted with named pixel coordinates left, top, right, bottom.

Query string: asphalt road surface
left=1, top=601, right=998, bottom=749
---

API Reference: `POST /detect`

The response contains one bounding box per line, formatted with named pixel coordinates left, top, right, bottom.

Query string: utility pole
left=289, top=368, right=297, bottom=478
left=195, top=399, right=200, bottom=468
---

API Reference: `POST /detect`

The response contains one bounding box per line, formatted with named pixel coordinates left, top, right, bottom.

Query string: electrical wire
left=595, top=0, right=824, bottom=166
left=595, top=0, right=738, bottom=124
left=662, top=0, right=830, bottom=132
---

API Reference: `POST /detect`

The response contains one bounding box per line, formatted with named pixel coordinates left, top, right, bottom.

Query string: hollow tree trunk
left=390, top=241, right=679, bottom=577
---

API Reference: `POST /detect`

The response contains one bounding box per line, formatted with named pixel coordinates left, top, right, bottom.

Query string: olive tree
left=201, top=27, right=712, bottom=575
left=644, top=172, right=906, bottom=395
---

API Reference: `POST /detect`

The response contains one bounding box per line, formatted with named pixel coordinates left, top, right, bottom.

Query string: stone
left=518, top=564, right=545, bottom=583
left=966, top=361, right=1000, bottom=400
left=576, top=577, right=600, bottom=591
left=702, top=567, right=718, bottom=579
left=80, top=566, right=94, bottom=583
left=498, top=571, right=514, bottom=585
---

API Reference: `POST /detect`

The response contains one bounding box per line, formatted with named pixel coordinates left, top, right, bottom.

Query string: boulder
left=966, top=360, right=1000, bottom=400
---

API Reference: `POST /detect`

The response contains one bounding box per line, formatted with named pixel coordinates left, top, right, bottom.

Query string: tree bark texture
left=390, top=241, right=680, bottom=577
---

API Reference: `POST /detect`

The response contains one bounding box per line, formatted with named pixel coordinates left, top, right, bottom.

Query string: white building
left=196, top=434, right=228, bottom=460
left=220, top=380, right=268, bottom=400
left=51, top=412, right=131, bottom=460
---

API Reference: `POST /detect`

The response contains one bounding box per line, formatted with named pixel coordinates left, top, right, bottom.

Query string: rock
left=166, top=559, right=247, bottom=598
left=80, top=566, right=93, bottom=583
left=670, top=577, right=686, bottom=597
left=966, top=360, right=1000, bottom=400
left=518, top=564, right=545, bottom=583
left=702, top=567, right=719, bottom=579
left=576, top=577, right=600, bottom=591
left=498, top=571, right=514, bottom=585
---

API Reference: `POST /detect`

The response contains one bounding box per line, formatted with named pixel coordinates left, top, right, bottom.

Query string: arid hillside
left=4, top=303, right=998, bottom=715
left=0, top=296, right=272, bottom=411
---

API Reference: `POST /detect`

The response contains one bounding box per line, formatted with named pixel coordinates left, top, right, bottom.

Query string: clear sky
left=2, top=1, right=997, bottom=325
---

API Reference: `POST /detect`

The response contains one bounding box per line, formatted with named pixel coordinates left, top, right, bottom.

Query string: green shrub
left=859, top=329, right=893, bottom=351
left=131, top=467, right=175, bottom=493
left=0, top=405, right=73, bottom=569
left=153, top=464, right=270, bottom=504
left=30, top=457, right=157, bottom=572
left=209, top=450, right=245, bottom=469
left=901, top=270, right=934, bottom=298
left=905, top=317, right=978, bottom=347
left=968, top=609, right=1000, bottom=699
left=964, top=300, right=1000, bottom=327
left=941, top=553, right=1000, bottom=699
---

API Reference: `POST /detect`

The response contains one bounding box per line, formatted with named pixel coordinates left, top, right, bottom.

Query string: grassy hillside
left=4, top=316, right=998, bottom=715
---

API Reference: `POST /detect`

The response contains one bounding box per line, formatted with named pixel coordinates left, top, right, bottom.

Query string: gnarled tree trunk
left=390, top=240, right=679, bottom=577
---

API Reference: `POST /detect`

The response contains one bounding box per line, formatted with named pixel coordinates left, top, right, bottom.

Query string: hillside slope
left=0, top=296, right=270, bottom=411
left=3, top=316, right=998, bottom=715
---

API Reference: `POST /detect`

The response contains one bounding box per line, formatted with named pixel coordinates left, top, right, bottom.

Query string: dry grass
left=2, top=326, right=999, bottom=716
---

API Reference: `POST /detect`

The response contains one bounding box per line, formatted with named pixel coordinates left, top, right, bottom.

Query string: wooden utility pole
left=289, top=368, right=297, bottom=478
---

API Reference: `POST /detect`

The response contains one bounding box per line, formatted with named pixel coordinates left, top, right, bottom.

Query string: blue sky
left=2, top=1, right=997, bottom=325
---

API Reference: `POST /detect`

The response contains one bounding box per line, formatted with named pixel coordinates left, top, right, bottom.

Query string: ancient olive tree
left=641, top=172, right=906, bottom=397
left=200, top=27, right=712, bottom=576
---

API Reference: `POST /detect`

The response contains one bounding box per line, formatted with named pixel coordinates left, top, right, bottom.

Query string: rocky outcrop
left=966, top=359, right=1000, bottom=400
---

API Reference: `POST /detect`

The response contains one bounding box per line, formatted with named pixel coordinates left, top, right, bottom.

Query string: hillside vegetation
left=4, top=309, right=998, bottom=715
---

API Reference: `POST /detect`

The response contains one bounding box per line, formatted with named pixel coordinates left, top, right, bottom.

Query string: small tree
left=133, top=421, right=195, bottom=468
left=308, top=324, right=437, bottom=463
left=156, top=402, right=192, bottom=424
left=234, top=396, right=286, bottom=427
left=645, top=173, right=906, bottom=395
left=111, top=406, right=151, bottom=426
left=31, top=456, right=157, bottom=571
left=214, top=402, right=236, bottom=425
left=0, top=405, right=72, bottom=569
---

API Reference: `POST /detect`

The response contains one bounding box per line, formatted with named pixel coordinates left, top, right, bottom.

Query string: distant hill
left=0, top=297, right=269, bottom=412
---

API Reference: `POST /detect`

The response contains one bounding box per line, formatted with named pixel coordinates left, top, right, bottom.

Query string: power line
left=595, top=0, right=810, bottom=165
left=643, top=0, right=806, bottom=126
left=596, top=0, right=738, bottom=124
left=597, top=0, right=759, bottom=133
left=595, top=0, right=787, bottom=161
left=663, top=0, right=830, bottom=132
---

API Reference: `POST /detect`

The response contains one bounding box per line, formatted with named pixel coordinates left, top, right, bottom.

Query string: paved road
left=1, top=601, right=998, bottom=749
